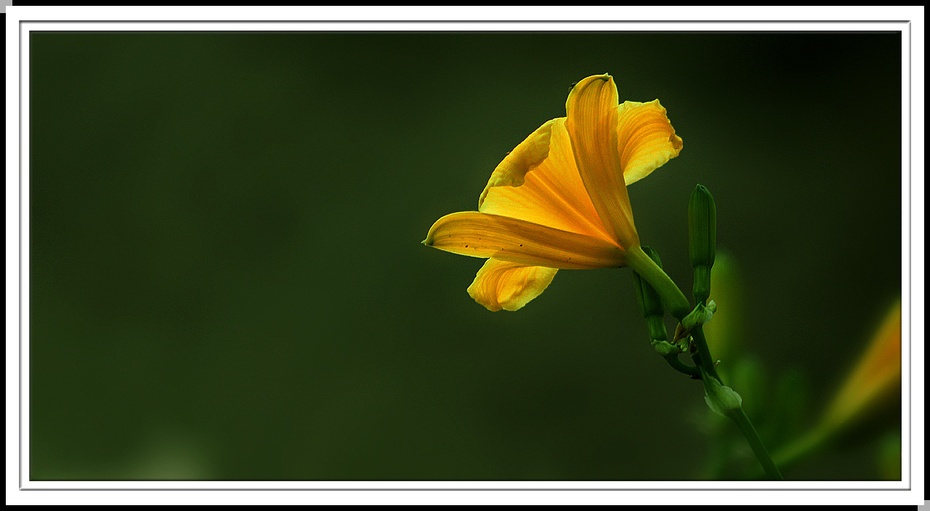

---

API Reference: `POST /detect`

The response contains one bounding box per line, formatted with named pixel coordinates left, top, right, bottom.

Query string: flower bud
left=631, top=246, right=670, bottom=344
left=631, top=246, right=665, bottom=319
left=688, top=184, right=717, bottom=303
left=645, top=316, right=669, bottom=343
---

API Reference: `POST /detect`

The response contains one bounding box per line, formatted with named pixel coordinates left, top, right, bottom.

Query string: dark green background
left=29, top=31, right=902, bottom=481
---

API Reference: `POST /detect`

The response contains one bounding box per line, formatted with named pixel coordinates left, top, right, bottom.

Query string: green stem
left=626, top=246, right=782, bottom=479
left=626, top=245, right=692, bottom=321
left=690, top=326, right=720, bottom=382
left=727, top=407, right=785, bottom=480
left=662, top=353, right=701, bottom=378
left=693, top=328, right=781, bottom=480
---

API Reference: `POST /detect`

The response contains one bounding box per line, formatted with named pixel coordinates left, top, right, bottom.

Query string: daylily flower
left=772, top=300, right=902, bottom=470
left=423, top=74, right=684, bottom=311
left=819, top=299, right=902, bottom=433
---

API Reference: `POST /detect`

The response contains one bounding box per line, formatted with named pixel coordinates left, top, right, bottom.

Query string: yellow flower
left=423, top=74, right=683, bottom=311
left=772, top=300, right=902, bottom=470
left=820, top=299, right=902, bottom=433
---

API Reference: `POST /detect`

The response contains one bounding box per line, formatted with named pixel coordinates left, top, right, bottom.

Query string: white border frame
left=6, top=6, right=925, bottom=506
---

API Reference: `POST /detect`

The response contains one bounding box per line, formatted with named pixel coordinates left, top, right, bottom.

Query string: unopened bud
left=631, top=246, right=670, bottom=344
left=631, top=246, right=666, bottom=319
left=688, top=184, right=717, bottom=303
left=645, top=316, right=668, bottom=343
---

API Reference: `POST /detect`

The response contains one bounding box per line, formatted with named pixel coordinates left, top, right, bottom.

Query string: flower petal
left=479, top=118, right=612, bottom=240
left=617, top=100, right=684, bottom=185
left=466, top=259, right=558, bottom=312
left=821, top=300, right=901, bottom=431
left=424, top=211, right=626, bottom=269
left=564, top=74, right=639, bottom=248
left=478, top=118, right=559, bottom=206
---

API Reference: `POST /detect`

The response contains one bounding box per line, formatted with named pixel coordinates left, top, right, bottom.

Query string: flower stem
left=626, top=245, right=691, bottom=321
left=662, top=353, right=701, bottom=378
left=727, top=407, right=785, bottom=480
left=690, top=326, right=721, bottom=384
left=626, top=244, right=782, bottom=479
left=693, top=326, right=782, bottom=480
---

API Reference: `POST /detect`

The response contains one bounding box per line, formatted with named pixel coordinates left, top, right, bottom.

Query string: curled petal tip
left=588, top=73, right=614, bottom=85
left=569, top=74, right=616, bottom=96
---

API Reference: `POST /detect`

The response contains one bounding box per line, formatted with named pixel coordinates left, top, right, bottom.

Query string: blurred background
left=28, top=31, right=902, bottom=481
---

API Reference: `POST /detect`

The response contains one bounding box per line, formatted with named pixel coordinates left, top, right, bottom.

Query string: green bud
left=688, top=184, right=717, bottom=266
left=688, top=184, right=717, bottom=303
left=632, top=247, right=671, bottom=345
left=703, top=375, right=743, bottom=417
left=693, top=265, right=712, bottom=304
left=645, top=316, right=668, bottom=342
left=631, top=246, right=665, bottom=319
